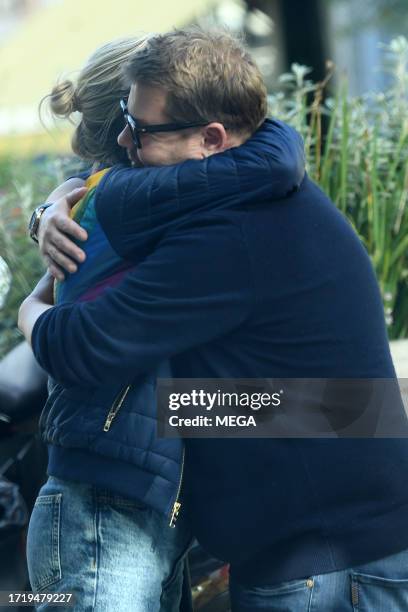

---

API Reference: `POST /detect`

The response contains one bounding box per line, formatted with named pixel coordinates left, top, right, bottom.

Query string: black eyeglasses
left=120, top=98, right=210, bottom=149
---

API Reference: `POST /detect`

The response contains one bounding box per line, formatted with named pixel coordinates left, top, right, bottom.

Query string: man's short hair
left=124, top=27, right=268, bottom=137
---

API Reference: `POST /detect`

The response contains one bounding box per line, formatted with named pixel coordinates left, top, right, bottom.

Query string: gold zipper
left=169, top=446, right=185, bottom=528
left=103, top=385, right=131, bottom=432
left=351, top=581, right=359, bottom=607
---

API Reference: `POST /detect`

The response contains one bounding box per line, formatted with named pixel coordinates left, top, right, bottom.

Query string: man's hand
left=38, top=187, right=88, bottom=280
left=18, top=272, right=55, bottom=346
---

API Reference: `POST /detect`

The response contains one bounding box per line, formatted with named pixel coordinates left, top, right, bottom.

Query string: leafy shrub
left=269, top=36, right=408, bottom=338
left=0, top=156, right=82, bottom=358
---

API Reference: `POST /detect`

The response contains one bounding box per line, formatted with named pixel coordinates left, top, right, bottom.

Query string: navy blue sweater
left=32, top=119, right=408, bottom=585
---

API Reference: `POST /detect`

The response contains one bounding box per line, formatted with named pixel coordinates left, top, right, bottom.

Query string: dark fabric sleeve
left=94, top=120, right=305, bottom=261
left=31, top=217, right=253, bottom=387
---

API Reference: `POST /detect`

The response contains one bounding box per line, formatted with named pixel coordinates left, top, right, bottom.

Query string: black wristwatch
left=28, top=203, right=54, bottom=243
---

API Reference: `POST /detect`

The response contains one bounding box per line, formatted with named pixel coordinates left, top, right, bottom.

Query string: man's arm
left=95, top=121, right=305, bottom=261
left=23, top=217, right=253, bottom=388
left=36, top=120, right=305, bottom=272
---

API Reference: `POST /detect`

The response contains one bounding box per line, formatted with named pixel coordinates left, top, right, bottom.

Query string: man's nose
left=117, top=125, right=132, bottom=148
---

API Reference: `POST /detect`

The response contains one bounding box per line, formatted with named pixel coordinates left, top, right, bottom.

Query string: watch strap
left=28, top=203, right=53, bottom=243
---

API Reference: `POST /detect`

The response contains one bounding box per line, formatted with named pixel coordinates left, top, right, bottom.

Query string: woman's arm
left=18, top=272, right=54, bottom=344
left=46, top=177, right=86, bottom=202
left=37, top=183, right=88, bottom=280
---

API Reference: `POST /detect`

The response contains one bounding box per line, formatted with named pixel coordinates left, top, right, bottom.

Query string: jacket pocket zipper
left=169, top=446, right=185, bottom=528
left=103, top=385, right=131, bottom=432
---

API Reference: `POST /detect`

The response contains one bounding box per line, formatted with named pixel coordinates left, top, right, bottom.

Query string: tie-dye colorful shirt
left=54, top=169, right=133, bottom=305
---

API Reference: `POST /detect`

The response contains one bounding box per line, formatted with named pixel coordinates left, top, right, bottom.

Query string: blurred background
left=0, top=0, right=407, bottom=351
left=0, top=1, right=407, bottom=608
left=1, top=0, right=408, bottom=352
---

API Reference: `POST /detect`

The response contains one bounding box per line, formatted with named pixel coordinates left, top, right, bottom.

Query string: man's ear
left=201, top=122, right=228, bottom=155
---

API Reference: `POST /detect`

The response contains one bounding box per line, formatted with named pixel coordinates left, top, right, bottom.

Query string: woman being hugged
left=25, top=36, right=191, bottom=612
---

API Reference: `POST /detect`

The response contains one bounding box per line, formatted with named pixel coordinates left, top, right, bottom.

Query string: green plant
left=269, top=36, right=408, bottom=339
left=0, top=155, right=82, bottom=358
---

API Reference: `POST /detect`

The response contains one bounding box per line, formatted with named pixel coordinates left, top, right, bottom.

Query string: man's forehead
left=127, top=83, right=168, bottom=123
left=126, top=84, right=138, bottom=110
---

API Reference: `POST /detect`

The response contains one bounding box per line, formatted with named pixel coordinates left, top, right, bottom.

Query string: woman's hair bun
left=48, top=79, right=80, bottom=117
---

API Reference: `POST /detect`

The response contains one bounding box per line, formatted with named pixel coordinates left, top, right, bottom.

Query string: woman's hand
left=38, top=186, right=88, bottom=280
left=18, top=272, right=56, bottom=346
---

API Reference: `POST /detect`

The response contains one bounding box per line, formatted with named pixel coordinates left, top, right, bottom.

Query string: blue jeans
left=26, top=476, right=192, bottom=611
left=230, top=547, right=408, bottom=611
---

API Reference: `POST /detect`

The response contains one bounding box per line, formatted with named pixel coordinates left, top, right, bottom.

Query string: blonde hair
left=124, top=27, right=268, bottom=137
left=41, top=36, right=149, bottom=165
